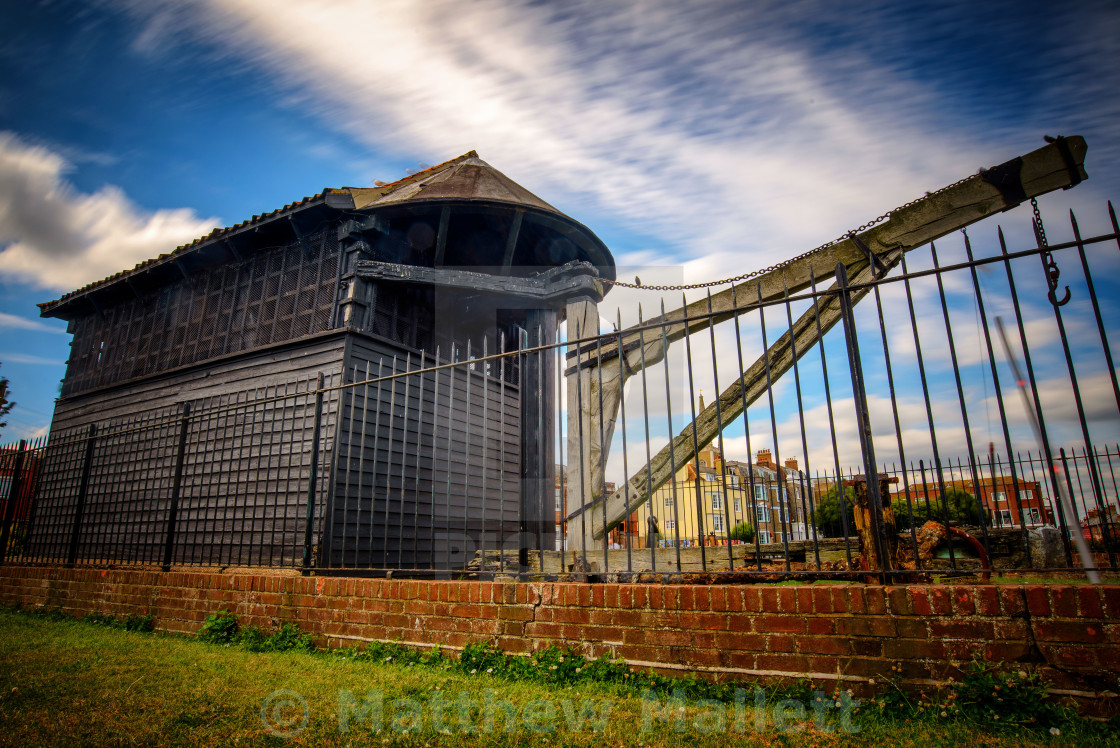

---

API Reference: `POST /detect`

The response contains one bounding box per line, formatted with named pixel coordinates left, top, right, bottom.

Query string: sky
left=1, top=0, right=1119, bottom=493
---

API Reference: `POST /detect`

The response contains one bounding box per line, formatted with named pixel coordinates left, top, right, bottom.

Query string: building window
left=727, top=473, right=739, bottom=487
left=997, top=509, right=1013, bottom=526
left=756, top=505, right=771, bottom=524
left=993, top=491, right=1007, bottom=504
left=733, top=495, right=742, bottom=513
left=664, top=494, right=674, bottom=507
left=710, top=514, right=725, bottom=532
left=665, top=519, right=676, bottom=531
left=758, top=530, right=771, bottom=544
left=753, top=485, right=765, bottom=502
left=1025, top=507, right=1042, bottom=525
left=711, top=492, right=723, bottom=511
left=1019, top=489, right=1033, bottom=501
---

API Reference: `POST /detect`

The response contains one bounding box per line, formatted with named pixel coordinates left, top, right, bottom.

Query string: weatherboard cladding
left=24, top=333, right=520, bottom=569
left=325, top=339, right=520, bottom=568
left=24, top=340, right=347, bottom=568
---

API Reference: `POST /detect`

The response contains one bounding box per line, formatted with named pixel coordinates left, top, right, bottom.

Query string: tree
left=729, top=522, right=755, bottom=543
left=0, top=363, right=13, bottom=441
left=893, top=488, right=988, bottom=530
left=814, top=482, right=988, bottom=536
left=812, top=485, right=856, bottom=537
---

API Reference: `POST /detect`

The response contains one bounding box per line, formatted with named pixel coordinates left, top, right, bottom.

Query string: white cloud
left=0, top=312, right=66, bottom=334
left=110, top=0, right=1040, bottom=275
left=0, top=132, right=218, bottom=291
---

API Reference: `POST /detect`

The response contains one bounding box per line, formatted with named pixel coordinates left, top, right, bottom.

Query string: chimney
left=784, top=457, right=799, bottom=471
left=756, top=449, right=774, bottom=469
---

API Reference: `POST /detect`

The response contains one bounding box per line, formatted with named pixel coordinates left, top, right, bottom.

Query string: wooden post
left=565, top=296, right=600, bottom=550
left=846, top=475, right=899, bottom=581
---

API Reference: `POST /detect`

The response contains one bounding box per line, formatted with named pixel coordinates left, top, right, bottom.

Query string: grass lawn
left=0, top=608, right=1115, bottom=747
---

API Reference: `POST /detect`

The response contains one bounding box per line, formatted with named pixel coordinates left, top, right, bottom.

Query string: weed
left=81, top=611, right=118, bottom=627
left=944, top=659, right=1074, bottom=730
left=122, top=613, right=156, bottom=632
left=869, top=659, right=1075, bottom=733
left=267, top=623, right=316, bottom=653
left=196, top=611, right=315, bottom=652
left=197, top=609, right=239, bottom=644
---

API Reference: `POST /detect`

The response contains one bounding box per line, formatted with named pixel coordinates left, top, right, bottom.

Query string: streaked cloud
left=0, top=353, right=65, bottom=366
left=114, top=0, right=1078, bottom=273
left=0, top=132, right=219, bottom=291
left=0, top=312, right=66, bottom=334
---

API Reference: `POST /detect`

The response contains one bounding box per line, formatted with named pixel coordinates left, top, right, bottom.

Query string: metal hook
left=1045, top=257, right=1071, bottom=306
left=1048, top=285, right=1071, bottom=307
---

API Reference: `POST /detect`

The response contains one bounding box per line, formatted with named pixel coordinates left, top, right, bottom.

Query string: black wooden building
left=24, top=152, right=615, bottom=570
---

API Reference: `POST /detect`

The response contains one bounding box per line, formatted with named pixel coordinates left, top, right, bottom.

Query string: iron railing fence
left=1, top=199, right=1118, bottom=580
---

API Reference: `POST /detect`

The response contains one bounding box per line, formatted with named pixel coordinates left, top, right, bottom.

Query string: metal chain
left=603, top=172, right=981, bottom=291
left=1032, top=197, right=1071, bottom=306
left=1030, top=197, right=1048, bottom=248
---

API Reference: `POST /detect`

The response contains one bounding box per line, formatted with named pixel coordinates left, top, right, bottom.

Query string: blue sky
left=1, top=0, right=1119, bottom=458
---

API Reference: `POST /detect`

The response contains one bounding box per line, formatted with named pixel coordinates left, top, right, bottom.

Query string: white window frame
left=711, top=492, right=723, bottom=511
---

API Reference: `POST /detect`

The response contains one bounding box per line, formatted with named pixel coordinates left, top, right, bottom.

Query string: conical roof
left=348, top=154, right=560, bottom=214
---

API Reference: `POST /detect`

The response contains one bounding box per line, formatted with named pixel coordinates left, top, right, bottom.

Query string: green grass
left=0, top=608, right=1116, bottom=747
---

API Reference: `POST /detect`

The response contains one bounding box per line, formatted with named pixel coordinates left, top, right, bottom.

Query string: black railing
left=3, top=200, right=1119, bottom=581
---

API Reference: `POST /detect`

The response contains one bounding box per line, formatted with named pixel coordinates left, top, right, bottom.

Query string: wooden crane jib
left=564, top=136, right=1089, bottom=547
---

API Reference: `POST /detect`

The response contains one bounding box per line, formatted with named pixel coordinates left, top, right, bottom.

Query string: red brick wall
left=1, top=566, right=1116, bottom=704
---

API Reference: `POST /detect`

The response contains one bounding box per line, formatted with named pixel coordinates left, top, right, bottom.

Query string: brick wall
left=1, top=566, right=1117, bottom=706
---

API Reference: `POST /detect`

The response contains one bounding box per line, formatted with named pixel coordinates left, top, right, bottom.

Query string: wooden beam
left=567, top=136, right=1087, bottom=376
left=578, top=250, right=902, bottom=541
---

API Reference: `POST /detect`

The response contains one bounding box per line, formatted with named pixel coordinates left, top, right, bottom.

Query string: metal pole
left=67, top=424, right=98, bottom=567
left=302, top=373, right=326, bottom=573
left=836, top=263, right=890, bottom=580
left=0, top=439, right=28, bottom=565
left=161, top=404, right=191, bottom=571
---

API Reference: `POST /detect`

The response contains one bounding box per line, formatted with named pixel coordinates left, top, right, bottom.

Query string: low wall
left=1, top=566, right=1117, bottom=708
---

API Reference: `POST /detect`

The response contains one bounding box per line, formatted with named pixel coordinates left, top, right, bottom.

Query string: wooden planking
left=323, top=334, right=521, bottom=568
left=27, top=336, right=349, bottom=568
left=50, top=334, right=347, bottom=429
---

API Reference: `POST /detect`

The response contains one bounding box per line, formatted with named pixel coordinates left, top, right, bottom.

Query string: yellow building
left=634, top=442, right=813, bottom=547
